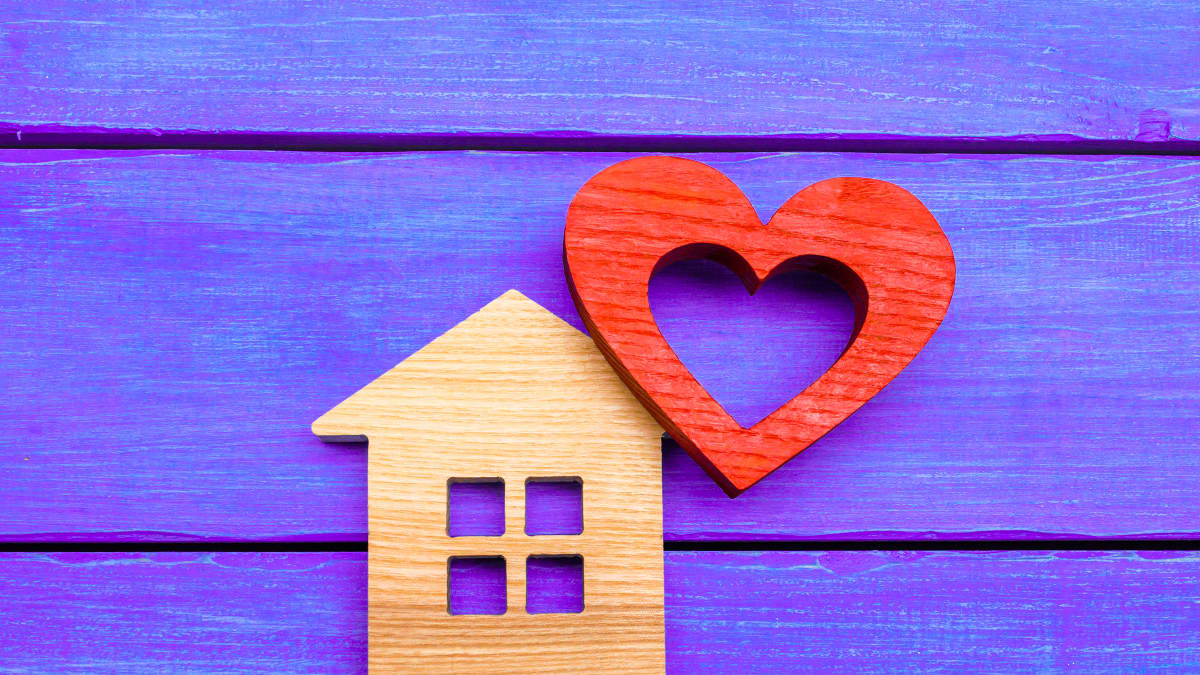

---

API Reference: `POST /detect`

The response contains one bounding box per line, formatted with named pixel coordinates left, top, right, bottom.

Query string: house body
left=313, top=291, right=666, bottom=673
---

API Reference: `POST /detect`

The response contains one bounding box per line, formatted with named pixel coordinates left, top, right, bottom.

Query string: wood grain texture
left=1, top=150, right=1197, bottom=541
left=667, top=549, right=1200, bottom=673
left=566, top=157, right=955, bottom=495
left=4, top=550, right=1200, bottom=673
left=0, top=551, right=366, bottom=674
left=1, top=1, right=1198, bottom=142
left=313, top=291, right=665, bottom=672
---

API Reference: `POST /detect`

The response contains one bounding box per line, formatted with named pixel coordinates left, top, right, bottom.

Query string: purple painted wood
left=447, top=480, right=505, bottom=537
left=667, top=550, right=1200, bottom=673
left=0, top=551, right=366, bottom=673
left=525, top=479, right=584, bottom=536
left=1, top=1, right=1197, bottom=143
left=3, top=550, right=1200, bottom=672
left=449, top=555, right=507, bottom=615
left=1, top=150, right=1198, bottom=542
left=526, top=555, right=585, bottom=614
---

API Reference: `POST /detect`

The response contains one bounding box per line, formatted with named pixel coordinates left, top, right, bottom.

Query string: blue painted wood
left=3, top=550, right=1199, bottom=672
left=1, top=150, right=1197, bottom=541
left=1, top=1, right=1197, bottom=142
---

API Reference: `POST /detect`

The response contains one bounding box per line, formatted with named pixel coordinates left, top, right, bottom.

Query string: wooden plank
left=0, top=551, right=366, bottom=673
left=668, top=550, right=1200, bottom=673
left=314, top=291, right=666, bottom=672
left=1, top=150, right=1197, bottom=541
left=1, top=2, right=1198, bottom=142
left=3, top=550, right=1200, bottom=672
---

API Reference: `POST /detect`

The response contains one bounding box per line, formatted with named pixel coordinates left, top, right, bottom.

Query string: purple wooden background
left=1, top=1, right=1198, bottom=146
left=3, top=550, right=1199, bottom=673
left=4, top=1, right=1200, bottom=671
left=3, top=150, right=1197, bottom=542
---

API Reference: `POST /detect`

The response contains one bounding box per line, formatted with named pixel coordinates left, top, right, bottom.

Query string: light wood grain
left=313, top=291, right=665, bottom=673
left=565, top=157, right=955, bottom=496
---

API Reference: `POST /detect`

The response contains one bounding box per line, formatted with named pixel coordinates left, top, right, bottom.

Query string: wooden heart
left=564, top=156, right=955, bottom=497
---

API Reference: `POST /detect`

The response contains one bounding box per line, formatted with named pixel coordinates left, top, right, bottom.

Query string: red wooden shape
left=564, top=156, right=955, bottom=497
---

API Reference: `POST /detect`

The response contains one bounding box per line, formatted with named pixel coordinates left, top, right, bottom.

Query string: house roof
left=310, top=290, right=660, bottom=443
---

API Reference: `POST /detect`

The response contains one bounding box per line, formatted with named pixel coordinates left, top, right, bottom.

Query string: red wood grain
left=564, top=156, right=955, bottom=496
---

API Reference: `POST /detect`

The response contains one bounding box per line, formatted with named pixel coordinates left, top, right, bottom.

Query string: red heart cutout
left=564, top=157, right=956, bottom=497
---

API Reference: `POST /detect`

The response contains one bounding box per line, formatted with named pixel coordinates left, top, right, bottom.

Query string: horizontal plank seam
left=5, top=540, right=1200, bottom=553
left=9, top=531, right=1200, bottom=545
left=665, top=540, right=1200, bottom=551
left=3, top=126, right=1200, bottom=156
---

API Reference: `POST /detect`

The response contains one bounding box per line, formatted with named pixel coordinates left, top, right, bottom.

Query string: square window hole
left=447, top=478, right=504, bottom=537
left=447, top=556, right=507, bottom=615
left=526, top=555, right=584, bottom=614
left=525, top=478, right=582, bottom=535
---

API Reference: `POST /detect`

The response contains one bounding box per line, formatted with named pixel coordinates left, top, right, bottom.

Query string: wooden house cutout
left=313, top=290, right=666, bottom=673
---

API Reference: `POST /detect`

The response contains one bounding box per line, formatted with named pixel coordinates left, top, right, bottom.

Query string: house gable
left=312, top=289, right=659, bottom=444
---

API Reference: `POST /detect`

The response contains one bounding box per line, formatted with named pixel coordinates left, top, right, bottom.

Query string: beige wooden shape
left=313, top=290, right=665, bottom=674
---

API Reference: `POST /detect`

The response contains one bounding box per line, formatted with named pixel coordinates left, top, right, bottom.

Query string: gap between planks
left=6, top=540, right=1200, bottom=553
left=3, top=127, right=1200, bottom=156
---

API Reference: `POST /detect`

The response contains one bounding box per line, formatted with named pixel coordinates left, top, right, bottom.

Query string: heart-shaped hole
left=649, top=257, right=856, bottom=428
